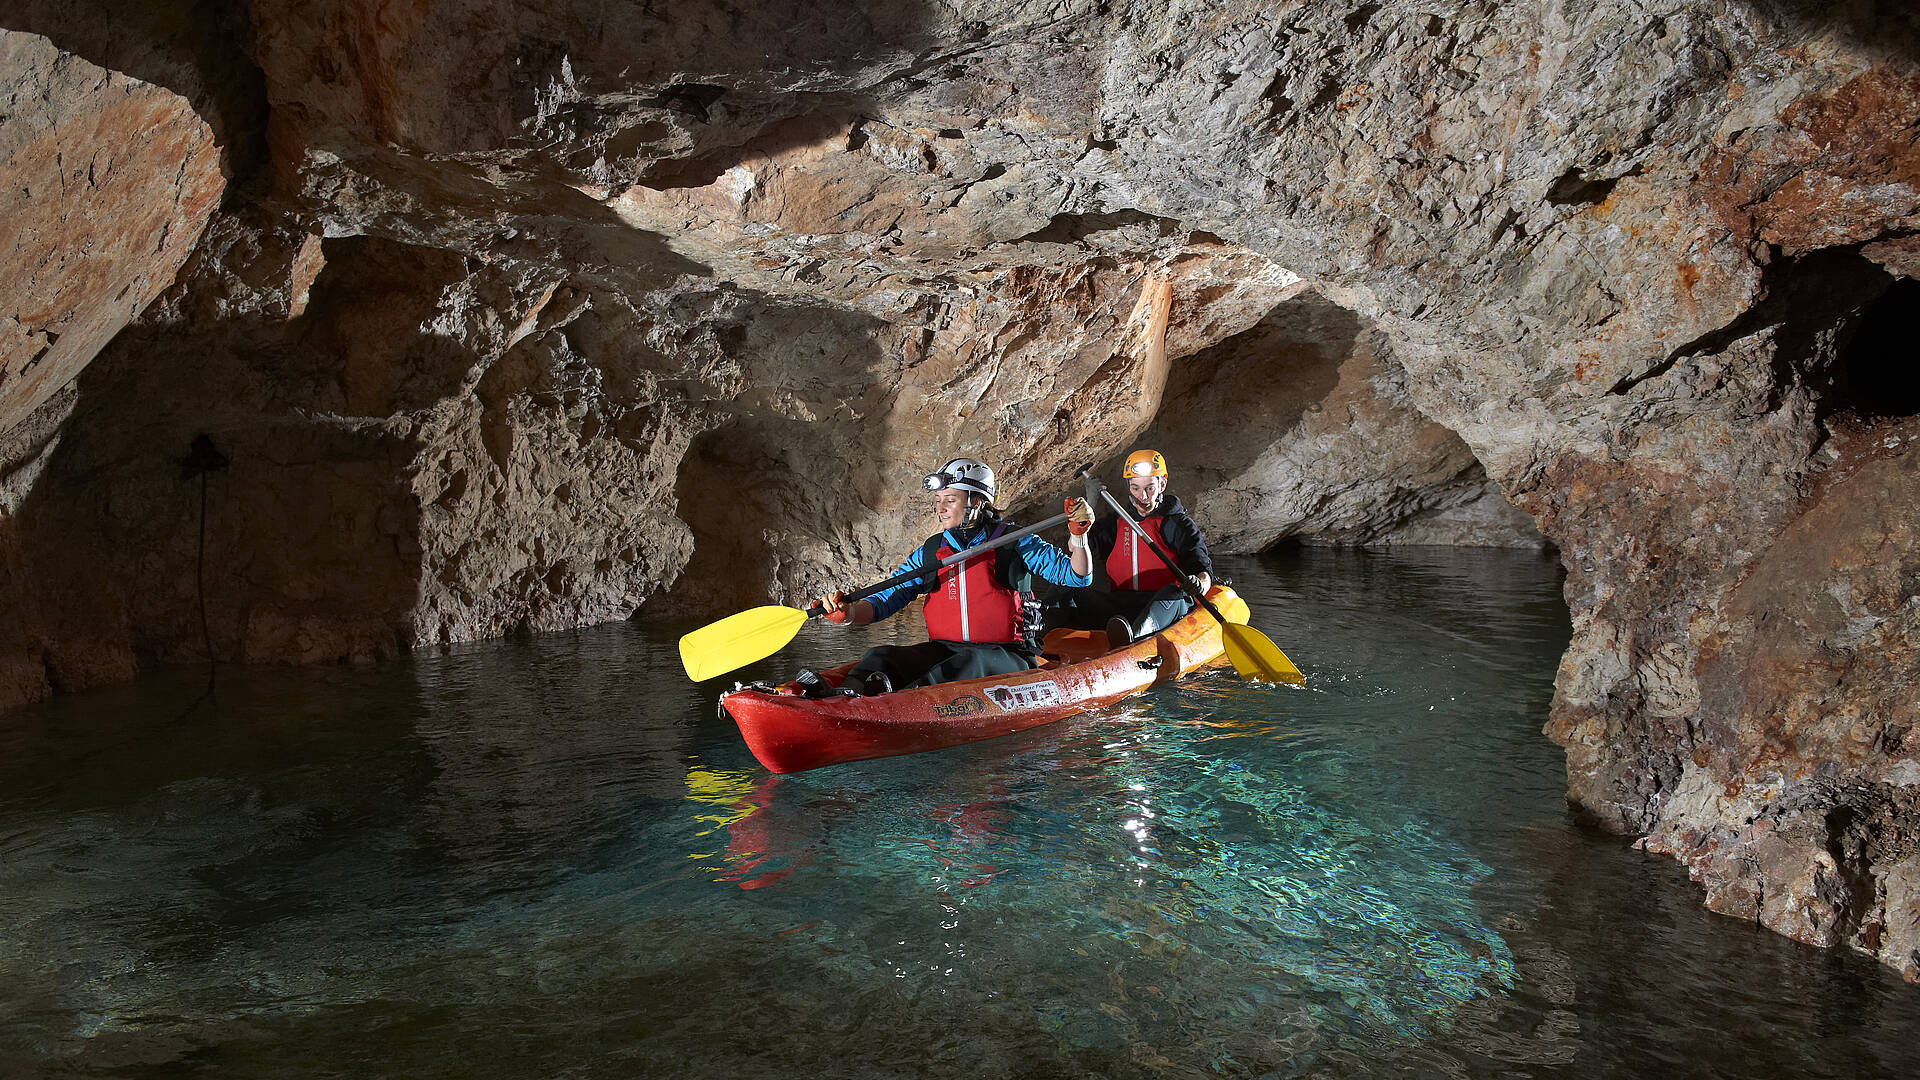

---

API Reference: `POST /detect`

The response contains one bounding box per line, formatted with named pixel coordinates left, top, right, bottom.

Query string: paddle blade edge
left=1222, top=623, right=1305, bottom=685
left=678, top=606, right=809, bottom=682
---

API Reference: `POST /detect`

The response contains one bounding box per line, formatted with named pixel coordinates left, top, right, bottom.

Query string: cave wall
left=1118, top=289, right=1546, bottom=552
left=0, top=29, right=226, bottom=433
left=2, top=1, right=1919, bottom=979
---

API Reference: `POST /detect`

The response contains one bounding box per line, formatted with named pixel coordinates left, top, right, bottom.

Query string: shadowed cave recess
left=3, top=0, right=1919, bottom=984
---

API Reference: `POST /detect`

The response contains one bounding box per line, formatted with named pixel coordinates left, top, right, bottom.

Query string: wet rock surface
left=2, top=1, right=1918, bottom=978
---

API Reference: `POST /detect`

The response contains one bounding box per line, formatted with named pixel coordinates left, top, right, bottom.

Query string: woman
left=801, top=458, right=1093, bottom=697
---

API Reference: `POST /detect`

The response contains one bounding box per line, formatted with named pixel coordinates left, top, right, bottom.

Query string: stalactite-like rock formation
left=1, top=1, right=1916, bottom=979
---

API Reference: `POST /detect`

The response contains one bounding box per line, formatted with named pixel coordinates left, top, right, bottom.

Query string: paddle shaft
left=1081, top=471, right=1231, bottom=627
left=811, top=511, right=1071, bottom=617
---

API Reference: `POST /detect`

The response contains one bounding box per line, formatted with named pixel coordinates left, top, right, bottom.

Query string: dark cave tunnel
left=1835, top=275, right=1920, bottom=419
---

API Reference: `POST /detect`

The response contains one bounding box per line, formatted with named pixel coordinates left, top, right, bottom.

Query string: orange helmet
left=1123, top=449, right=1168, bottom=479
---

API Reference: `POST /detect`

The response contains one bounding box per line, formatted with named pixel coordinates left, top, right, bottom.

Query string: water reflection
left=679, top=691, right=1515, bottom=1058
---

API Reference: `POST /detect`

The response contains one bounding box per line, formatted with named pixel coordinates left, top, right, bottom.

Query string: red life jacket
left=921, top=526, right=1027, bottom=643
left=1106, top=513, right=1176, bottom=591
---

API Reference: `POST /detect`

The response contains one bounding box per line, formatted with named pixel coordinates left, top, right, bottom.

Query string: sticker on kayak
left=932, top=694, right=986, bottom=718
left=984, top=680, right=1063, bottom=712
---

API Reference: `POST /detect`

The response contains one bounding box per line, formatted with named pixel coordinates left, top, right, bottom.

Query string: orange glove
left=1066, top=497, right=1093, bottom=536
left=818, top=590, right=851, bottom=624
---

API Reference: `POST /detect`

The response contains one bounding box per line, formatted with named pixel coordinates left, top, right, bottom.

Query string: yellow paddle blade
left=1222, top=622, right=1305, bottom=685
left=678, top=605, right=809, bottom=682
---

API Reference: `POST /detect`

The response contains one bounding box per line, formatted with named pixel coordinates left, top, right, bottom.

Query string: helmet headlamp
left=921, top=458, right=996, bottom=502
left=1123, top=449, right=1168, bottom=479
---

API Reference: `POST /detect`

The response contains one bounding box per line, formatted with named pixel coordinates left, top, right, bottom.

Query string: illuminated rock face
left=0, top=30, right=225, bottom=434
left=2, top=1, right=1918, bottom=977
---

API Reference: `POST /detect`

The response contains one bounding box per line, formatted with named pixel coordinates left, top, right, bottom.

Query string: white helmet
left=922, top=457, right=996, bottom=502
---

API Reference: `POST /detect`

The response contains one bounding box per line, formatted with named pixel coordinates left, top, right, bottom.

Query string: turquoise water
left=3, top=548, right=1919, bottom=1077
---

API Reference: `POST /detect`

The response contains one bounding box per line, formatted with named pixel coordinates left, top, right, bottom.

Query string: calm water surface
left=3, top=549, right=1918, bottom=1078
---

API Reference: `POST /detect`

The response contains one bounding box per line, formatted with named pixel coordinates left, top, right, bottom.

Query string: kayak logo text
left=984, top=681, right=1063, bottom=712
left=932, top=695, right=987, bottom=718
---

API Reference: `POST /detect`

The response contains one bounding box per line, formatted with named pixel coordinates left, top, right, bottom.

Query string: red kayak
left=718, top=586, right=1255, bottom=773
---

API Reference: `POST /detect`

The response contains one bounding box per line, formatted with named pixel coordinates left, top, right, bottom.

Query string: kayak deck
left=718, top=587, right=1252, bottom=773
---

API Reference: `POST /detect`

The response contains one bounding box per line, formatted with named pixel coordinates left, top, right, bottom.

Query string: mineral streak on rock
left=2, top=0, right=1919, bottom=980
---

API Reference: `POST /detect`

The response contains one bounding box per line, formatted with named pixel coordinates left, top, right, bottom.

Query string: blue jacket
left=865, top=522, right=1091, bottom=622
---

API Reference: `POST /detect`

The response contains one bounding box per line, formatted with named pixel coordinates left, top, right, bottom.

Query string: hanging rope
left=181, top=434, right=228, bottom=702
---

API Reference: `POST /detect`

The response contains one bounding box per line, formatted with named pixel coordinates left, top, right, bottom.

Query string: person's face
left=1128, top=476, right=1164, bottom=513
left=934, top=489, right=973, bottom=531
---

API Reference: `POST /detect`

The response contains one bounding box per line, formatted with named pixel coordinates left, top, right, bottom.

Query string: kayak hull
left=719, top=587, right=1251, bottom=773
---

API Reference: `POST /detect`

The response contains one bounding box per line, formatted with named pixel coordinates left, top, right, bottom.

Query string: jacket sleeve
left=1017, top=534, right=1093, bottom=588
left=862, top=544, right=934, bottom=622
left=1162, top=512, right=1215, bottom=578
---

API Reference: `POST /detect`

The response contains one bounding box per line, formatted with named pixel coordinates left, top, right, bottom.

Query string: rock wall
left=1122, top=289, right=1546, bottom=552
left=2, top=1, right=1918, bottom=978
left=0, top=29, right=226, bottom=433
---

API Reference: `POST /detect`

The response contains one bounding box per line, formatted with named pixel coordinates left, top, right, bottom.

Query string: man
left=801, top=458, right=1094, bottom=697
left=1050, top=449, right=1214, bottom=646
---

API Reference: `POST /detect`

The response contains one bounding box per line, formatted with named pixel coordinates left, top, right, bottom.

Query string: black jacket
left=1089, top=492, right=1213, bottom=587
